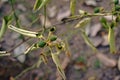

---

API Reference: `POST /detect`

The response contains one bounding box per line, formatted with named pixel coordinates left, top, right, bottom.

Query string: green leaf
left=0, top=15, right=12, bottom=40
left=108, top=27, right=116, bottom=53
left=33, top=0, right=49, bottom=11
left=100, top=17, right=109, bottom=29
left=81, top=30, right=97, bottom=51
left=75, top=18, right=91, bottom=29
left=70, top=0, right=76, bottom=15
left=51, top=53, right=66, bottom=80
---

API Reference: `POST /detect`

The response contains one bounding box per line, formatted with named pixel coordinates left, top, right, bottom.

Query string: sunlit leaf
left=70, top=0, right=76, bottom=15
left=51, top=53, right=66, bottom=80
left=108, top=27, right=116, bottom=53
left=0, top=51, right=10, bottom=56
left=75, top=18, right=91, bottom=29
left=33, top=0, right=49, bottom=11
left=81, top=30, right=97, bottom=51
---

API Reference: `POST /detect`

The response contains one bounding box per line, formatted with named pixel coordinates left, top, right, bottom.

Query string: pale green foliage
left=70, top=0, right=76, bottom=15
left=108, top=26, right=116, bottom=53
left=33, top=0, right=49, bottom=11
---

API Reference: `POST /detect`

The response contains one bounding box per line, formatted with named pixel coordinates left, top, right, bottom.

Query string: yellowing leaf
left=51, top=53, right=66, bottom=80
left=75, top=18, right=91, bottom=29
left=70, top=0, right=76, bottom=15
left=108, top=27, right=116, bottom=53
left=33, top=0, right=49, bottom=11
left=8, top=25, right=43, bottom=38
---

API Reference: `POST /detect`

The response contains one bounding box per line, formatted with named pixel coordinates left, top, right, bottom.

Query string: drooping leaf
left=81, top=30, right=97, bottom=51
left=108, top=27, right=116, bottom=53
left=75, top=18, right=91, bottom=29
left=70, top=0, right=76, bottom=15
left=33, top=0, right=49, bottom=11
left=0, top=15, right=13, bottom=40
left=8, top=25, right=43, bottom=38
left=51, top=53, right=66, bottom=80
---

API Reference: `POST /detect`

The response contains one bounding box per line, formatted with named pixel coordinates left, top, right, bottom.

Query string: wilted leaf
left=75, top=18, right=91, bottom=29
left=81, top=30, right=97, bottom=51
left=108, top=27, right=116, bottom=53
left=8, top=25, right=43, bottom=38
left=33, top=0, right=49, bottom=11
left=51, top=53, right=66, bottom=80
left=70, top=0, right=76, bottom=15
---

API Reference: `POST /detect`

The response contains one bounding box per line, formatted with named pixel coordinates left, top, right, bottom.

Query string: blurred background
left=0, top=0, right=120, bottom=80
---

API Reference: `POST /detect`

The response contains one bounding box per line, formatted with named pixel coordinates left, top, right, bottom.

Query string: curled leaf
left=70, top=0, right=76, bottom=15
left=75, top=18, right=91, bottom=29
left=51, top=53, right=66, bottom=80
left=8, top=25, right=43, bottom=38
left=0, top=51, right=10, bottom=56
left=108, top=27, right=116, bottom=53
